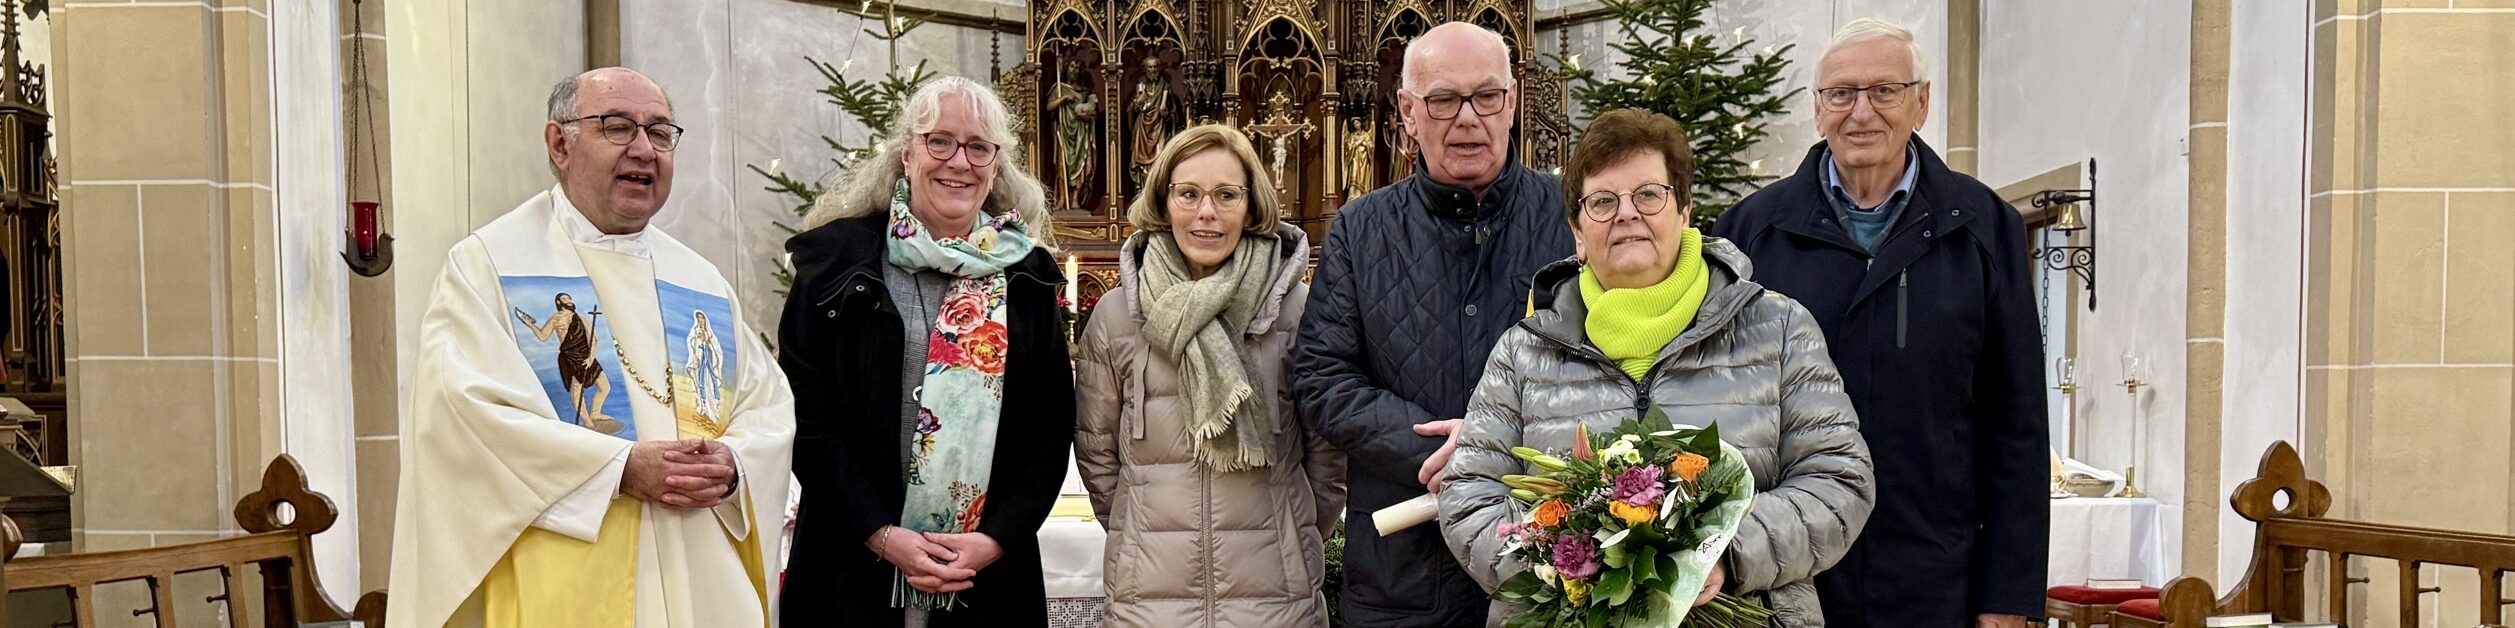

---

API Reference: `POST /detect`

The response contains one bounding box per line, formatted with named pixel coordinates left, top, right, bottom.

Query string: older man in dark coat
left=1294, top=21, right=1576, bottom=628
left=1711, top=18, right=2050, bottom=628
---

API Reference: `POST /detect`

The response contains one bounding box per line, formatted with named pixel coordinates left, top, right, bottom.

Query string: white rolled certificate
left=1371, top=493, right=1440, bottom=536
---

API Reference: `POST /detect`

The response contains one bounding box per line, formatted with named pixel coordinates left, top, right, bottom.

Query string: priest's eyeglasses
left=1580, top=183, right=1678, bottom=222
left=1168, top=184, right=1250, bottom=211
left=1816, top=81, right=1924, bottom=112
left=922, top=133, right=1001, bottom=167
left=563, top=115, right=685, bottom=152
left=1413, top=87, right=1512, bottom=120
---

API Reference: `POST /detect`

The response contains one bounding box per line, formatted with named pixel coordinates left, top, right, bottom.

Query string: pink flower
left=1551, top=534, right=1601, bottom=580
left=938, top=292, right=990, bottom=335
left=1610, top=465, right=1666, bottom=506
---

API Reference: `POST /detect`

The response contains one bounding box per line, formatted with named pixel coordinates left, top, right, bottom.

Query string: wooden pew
left=0, top=455, right=387, bottom=627
left=2114, top=441, right=2515, bottom=627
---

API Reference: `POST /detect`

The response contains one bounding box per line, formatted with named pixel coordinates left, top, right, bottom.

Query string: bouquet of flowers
left=1488, top=406, right=1772, bottom=628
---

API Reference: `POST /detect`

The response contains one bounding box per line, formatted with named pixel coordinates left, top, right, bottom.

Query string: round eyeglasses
left=1578, top=183, right=1679, bottom=222
left=562, top=115, right=684, bottom=152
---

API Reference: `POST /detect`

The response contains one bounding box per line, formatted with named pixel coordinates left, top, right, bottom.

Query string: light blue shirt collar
left=1822, top=143, right=1921, bottom=213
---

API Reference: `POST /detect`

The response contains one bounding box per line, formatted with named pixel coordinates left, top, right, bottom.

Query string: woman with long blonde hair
left=777, top=76, right=1075, bottom=627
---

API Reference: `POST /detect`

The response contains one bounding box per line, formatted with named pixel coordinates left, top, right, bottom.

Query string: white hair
left=801, top=76, right=1053, bottom=245
left=1824, top=18, right=1929, bottom=81
left=1399, top=23, right=1515, bottom=92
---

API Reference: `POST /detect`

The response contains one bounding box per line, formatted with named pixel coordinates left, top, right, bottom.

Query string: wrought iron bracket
left=2029, top=185, right=2097, bottom=310
left=2031, top=244, right=2095, bottom=310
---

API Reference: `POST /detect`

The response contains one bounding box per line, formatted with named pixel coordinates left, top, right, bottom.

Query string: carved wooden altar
left=997, top=0, right=1571, bottom=304
left=0, top=0, right=54, bottom=396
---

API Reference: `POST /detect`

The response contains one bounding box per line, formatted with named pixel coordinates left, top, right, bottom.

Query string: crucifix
left=1244, top=86, right=1315, bottom=197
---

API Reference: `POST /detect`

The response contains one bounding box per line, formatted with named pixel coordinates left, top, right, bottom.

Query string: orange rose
left=963, top=321, right=1010, bottom=375
left=1670, top=452, right=1710, bottom=483
left=1532, top=500, right=1570, bottom=529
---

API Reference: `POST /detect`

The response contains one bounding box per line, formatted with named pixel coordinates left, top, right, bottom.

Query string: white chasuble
left=387, top=187, right=796, bottom=628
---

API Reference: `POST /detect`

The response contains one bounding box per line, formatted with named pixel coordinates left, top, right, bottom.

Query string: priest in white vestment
left=387, top=67, right=796, bottom=628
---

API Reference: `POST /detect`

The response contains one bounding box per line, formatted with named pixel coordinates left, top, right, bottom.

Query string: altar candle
left=1064, top=255, right=1080, bottom=312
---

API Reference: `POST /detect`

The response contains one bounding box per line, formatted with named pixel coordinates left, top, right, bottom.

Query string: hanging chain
left=348, top=0, right=384, bottom=201
left=2036, top=227, right=2053, bottom=353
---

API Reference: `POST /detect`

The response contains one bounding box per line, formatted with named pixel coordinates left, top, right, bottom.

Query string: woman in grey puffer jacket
left=1437, top=109, right=1875, bottom=627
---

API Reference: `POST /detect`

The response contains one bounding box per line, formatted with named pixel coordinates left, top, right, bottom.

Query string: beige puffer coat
left=1074, top=224, right=1349, bottom=628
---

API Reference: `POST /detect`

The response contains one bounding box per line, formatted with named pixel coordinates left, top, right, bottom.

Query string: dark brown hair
left=1561, top=108, right=1697, bottom=223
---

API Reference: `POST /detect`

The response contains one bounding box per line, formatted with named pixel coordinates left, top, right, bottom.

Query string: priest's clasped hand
left=624, top=439, right=739, bottom=509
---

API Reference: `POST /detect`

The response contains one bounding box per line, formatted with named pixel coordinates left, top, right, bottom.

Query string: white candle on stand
left=1063, top=255, right=1081, bottom=313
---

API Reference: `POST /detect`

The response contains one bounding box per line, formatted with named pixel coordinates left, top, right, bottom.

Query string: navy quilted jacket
left=1293, top=162, right=1574, bottom=627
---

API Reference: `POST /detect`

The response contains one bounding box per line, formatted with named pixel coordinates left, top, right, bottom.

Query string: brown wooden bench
left=0, top=454, right=387, bottom=627
left=2113, top=440, right=2515, bottom=627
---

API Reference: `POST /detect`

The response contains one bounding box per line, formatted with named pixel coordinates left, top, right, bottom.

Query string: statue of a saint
left=1047, top=59, right=1100, bottom=212
left=1343, top=118, right=1375, bottom=198
left=1128, top=57, right=1175, bottom=184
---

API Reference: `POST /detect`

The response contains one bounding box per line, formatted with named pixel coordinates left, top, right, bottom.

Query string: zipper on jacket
left=1896, top=271, right=1909, bottom=349
left=1199, top=466, right=1218, bottom=627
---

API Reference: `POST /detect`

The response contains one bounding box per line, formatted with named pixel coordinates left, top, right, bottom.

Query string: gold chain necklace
left=614, top=341, right=674, bottom=406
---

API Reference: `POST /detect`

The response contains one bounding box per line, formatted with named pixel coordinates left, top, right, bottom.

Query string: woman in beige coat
left=1075, top=124, right=1348, bottom=628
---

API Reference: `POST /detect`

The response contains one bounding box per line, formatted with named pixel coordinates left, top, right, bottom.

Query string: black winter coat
left=1292, top=162, right=1576, bottom=627
left=1710, top=139, right=2050, bottom=627
left=776, top=215, right=1077, bottom=627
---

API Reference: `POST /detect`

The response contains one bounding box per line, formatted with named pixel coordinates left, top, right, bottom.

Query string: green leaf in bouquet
left=1702, top=457, right=1746, bottom=492
left=1601, top=540, right=1631, bottom=569
left=1585, top=607, right=1611, bottom=628
left=1655, top=554, right=1680, bottom=587
left=1631, top=545, right=1661, bottom=583
left=1598, top=569, right=1635, bottom=606
left=1641, top=404, right=1673, bottom=430
left=1502, top=611, right=1549, bottom=628
left=1631, top=522, right=1665, bottom=544
left=1497, top=571, right=1557, bottom=603
left=1683, top=422, right=1725, bottom=456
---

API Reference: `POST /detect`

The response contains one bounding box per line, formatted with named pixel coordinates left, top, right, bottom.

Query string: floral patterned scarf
left=882, top=180, right=1033, bottom=611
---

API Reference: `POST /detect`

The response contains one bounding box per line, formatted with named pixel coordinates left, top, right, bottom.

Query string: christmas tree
left=1565, top=0, right=1799, bottom=228
left=749, top=0, right=934, bottom=294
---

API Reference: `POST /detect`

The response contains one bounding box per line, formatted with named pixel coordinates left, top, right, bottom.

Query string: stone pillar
left=53, top=0, right=365, bottom=609
left=2181, top=0, right=2230, bottom=586
left=2306, top=1, right=2515, bottom=624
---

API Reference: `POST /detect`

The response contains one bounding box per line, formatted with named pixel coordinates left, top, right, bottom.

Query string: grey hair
left=543, top=69, right=677, bottom=179
left=1825, top=18, right=1930, bottom=80
left=546, top=76, right=581, bottom=178
left=1399, top=23, right=1514, bottom=93
left=802, top=76, right=1054, bottom=247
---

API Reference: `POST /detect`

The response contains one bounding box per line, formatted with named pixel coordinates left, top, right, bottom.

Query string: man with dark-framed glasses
left=1711, top=18, right=2049, bottom=628
left=389, top=67, right=796, bottom=628
left=1294, top=20, right=1574, bottom=628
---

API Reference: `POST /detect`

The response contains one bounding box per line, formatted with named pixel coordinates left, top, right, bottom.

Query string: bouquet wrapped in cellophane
left=1489, top=406, right=1771, bottom=628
